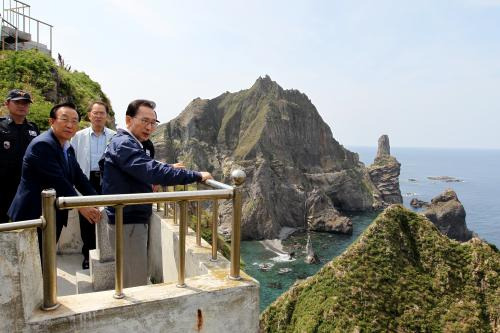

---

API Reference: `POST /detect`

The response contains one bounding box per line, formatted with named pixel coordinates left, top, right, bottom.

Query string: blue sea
left=241, top=147, right=500, bottom=311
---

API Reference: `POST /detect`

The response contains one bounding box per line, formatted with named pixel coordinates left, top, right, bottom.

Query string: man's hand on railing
left=172, top=162, right=185, bottom=169
left=199, top=172, right=213, bottom=182
left=79, top=207, right=101, bottom=224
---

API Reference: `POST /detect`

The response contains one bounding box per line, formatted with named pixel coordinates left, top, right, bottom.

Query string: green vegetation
left=0, top=50, right=113, bottom=130
left=188, top=212, right=232, bottom=260
left=260, top=205, right=500, bottom=332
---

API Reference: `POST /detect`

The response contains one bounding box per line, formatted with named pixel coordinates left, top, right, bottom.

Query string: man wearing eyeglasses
left=71, top=101, right=116, bottom=269
left=101, top=99, right=212, bottom=287
left=0, top=89, right=39, bottom=223
left=8, top=102, right=101, bottom=259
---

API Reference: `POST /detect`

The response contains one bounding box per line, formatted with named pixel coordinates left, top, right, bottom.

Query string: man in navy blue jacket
left=101, top=99, right=212, bottom=287
left=8, top=102, right=101, bottom=257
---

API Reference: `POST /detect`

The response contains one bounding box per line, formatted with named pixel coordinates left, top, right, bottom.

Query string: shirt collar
left=121, top=127, right=143, bottom=148
left=62, top=140, right=71, bottom=152
left=5, top=115, right=28, bottom=125
left=90, top=126, right=105, bottom=137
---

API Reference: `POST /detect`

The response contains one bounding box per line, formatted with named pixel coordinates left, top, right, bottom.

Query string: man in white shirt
left=71, top=101, right=116, bottom=269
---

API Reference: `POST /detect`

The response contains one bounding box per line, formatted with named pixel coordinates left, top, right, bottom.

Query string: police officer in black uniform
left=0, top=89, right=39, bottom=223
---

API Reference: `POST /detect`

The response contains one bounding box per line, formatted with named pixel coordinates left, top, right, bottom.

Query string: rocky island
left=152, top=76, right=401, bottom=240
left=260, top=205, right=500, bottom=332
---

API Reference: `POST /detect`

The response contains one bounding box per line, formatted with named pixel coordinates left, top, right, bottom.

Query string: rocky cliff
left=152, top=76, right=388, bottom=240
left=260, top=205, right=500, bottom=332
left=367, top=135, right=403, bottom=207
left=423, top=189, right=474, bottom=242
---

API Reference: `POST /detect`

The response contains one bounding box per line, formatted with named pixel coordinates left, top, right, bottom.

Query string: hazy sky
left=25, top=0, right=500, bottom=148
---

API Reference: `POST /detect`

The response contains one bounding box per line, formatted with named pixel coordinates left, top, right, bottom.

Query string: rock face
left=260, top=205, right=500, bottom=332
left=422, top=189, right=473, bottom=242
left=152, top=76, right=391, bottom=240
left=305, top=189, right=352, bottom=234
left=367, top=135, right=403, bottom=207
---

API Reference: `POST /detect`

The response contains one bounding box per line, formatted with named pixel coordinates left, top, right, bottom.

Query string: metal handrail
left=1, top=16, right=18, bottom=51
left=55, top=172, right=245, bottom=300
left=0, top=171, right=246, bottom=311
left=7, top=9, right=52, bottom=28
left=0, top=218, right=42, bottom=232
left=8, top=9, right=52, bottom=54
left=1, top=0, right=52, bottom=54
left=57, top=189, right=233, bottom=209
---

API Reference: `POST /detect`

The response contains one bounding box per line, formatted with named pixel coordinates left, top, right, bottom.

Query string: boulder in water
left=422, top=189, right=473, bottom=242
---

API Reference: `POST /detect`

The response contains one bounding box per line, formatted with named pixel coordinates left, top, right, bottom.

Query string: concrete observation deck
left=0, top=208, right=260, bottom=332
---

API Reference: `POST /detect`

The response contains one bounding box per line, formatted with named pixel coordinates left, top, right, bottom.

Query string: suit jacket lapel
left=49, top=129, right=71, bottom=178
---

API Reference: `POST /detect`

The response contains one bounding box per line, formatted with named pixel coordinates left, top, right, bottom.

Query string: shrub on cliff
left=260, top=205, right=499, bottom=332
left=0, top=50, right=113, bottom=130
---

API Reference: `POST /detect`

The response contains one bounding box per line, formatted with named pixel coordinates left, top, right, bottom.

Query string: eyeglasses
left=56, top=117, right=79, bottom=125
left=135, top=117, right=159, bottom=128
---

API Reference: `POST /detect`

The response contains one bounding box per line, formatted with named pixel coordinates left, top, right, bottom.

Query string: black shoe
left=82, top=258, right=89, bottom=270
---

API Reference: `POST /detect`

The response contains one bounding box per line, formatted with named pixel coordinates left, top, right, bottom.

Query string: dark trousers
left=79, top=171, right=102, bottom=260
left=37, top=221, right=64, bottom=268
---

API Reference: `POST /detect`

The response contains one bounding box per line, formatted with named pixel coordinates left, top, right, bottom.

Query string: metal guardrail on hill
left=0, top=170, right=246, bottom=311
left=1, top=0, right=53, bottom=54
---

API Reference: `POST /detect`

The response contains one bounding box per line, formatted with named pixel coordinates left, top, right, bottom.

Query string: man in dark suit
left=101, top=99, right=212, bottom=287
left=8, top=102, right=101, bottom=256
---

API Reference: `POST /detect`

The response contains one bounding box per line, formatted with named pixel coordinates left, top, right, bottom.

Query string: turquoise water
left=241, top=147, right=500, bottom=311
left=241, top=212, right=377, bottom=311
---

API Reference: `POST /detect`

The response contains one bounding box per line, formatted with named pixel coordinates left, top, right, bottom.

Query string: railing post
left=114, top=205, right=125, bottom=299
left=210, top=199, right=218, bottom=261
left=163, top=186, right=168, bottom=217
left=41, top=188, right=59, bottom=311
left=155, top=186, right=161, bottom=212
left=173, top=186, right=177, bottom=225
left=196, top=183, right=201, bottom=246
left=49, top=26, right=52, bottom=56
left=229, top=170, right=246, bottom=280
left=177, top=200, right=187, bottom=288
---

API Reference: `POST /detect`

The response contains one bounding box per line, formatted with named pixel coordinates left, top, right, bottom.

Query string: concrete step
left=1, top=40, right=50, bottom=55
left=76, top=270, right=93, bottom=294
left=1, top=25, right=31, bottom=42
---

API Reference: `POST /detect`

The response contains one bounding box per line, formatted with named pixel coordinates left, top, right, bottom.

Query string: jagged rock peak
left=152, top=78, right=385, bottom=240
left=376, top=134, right=391, bottom=159
left=251, top=74, right=279, bottom=90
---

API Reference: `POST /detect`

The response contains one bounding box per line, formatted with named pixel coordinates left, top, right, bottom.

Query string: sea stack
left=422, top=189, right=474, bottom=242
left=304, top=234, right=319, bottom=264
left=368, top=135, right=403, bottom=207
